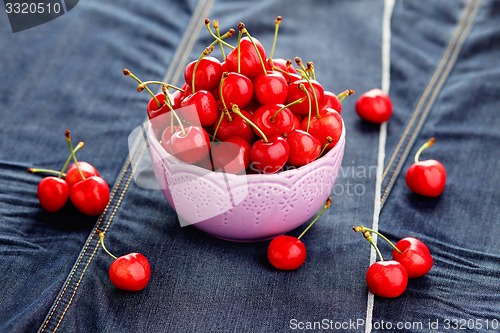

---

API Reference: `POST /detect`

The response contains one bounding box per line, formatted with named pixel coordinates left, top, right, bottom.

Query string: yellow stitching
left=380, top=0, right=481, bottom=206
left=43, top=0, right=217, bottom=330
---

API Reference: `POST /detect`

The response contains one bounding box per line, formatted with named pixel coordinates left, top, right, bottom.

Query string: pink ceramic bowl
left=147, top=122, right=345, bottom=242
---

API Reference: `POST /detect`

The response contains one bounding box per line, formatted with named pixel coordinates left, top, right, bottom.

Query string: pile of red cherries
left=125, top=17, right=354, bottom=175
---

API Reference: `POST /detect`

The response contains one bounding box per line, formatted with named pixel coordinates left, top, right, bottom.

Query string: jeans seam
left=379, top=0, right=482, bottom=209
left=36, top=0, right=217, bottom=331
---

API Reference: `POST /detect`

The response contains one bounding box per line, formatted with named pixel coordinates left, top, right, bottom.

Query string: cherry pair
left=267, top=198, right=332, bottom=270
left=353, top=226, right=433, bottom=298
left=29, top=130, right=110, bottom=216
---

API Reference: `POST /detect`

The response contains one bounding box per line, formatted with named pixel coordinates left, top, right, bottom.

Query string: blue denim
left=0, top=0, right=499, bottom=332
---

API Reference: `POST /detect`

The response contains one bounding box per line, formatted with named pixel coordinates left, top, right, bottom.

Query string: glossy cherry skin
left=180, top=90, right=218, bottom=127
left=302, top=108, right=343, bottom=151
left=226, top=36, right=267, bottom=79
left=251, top=104, right=295, bottom=138
left=286, top=129, right=322, bottom=167
left=216, top=109, right=255, bottom=143
left=160, top=125, right=180, bottom=154
left=220, top=72, right=254, bottom=109
left=253, top=71, right=288, bottom=105
left=366, top=260, right=408, bottom=298
left=249, top=136, right=289, bottom=174
left=406, top=159, right=446, bottom=197
left=37, top=177, right=69, bottom=213
left=147, top=93, right=173, bottom=135
left=69, top=176, right=110, bottom=216
left=267, top=235, right=306, bottom=270
left=65, top=162, right=100, bottom=188
left=169, top=126, right=210, bottom=164
left=286, top=79, right=325, bottom=116
left=322, top=91, right=342, bottom=113
left=355, top=89, right=392, bottom=124
left=269, top=58, right=296, bottom=74
left=183, top=56, right=222, bottom=92
left=211, top=136, right=251, bottom=175
left=109, top=252, right=151, bottom=291
left=392, top=237, right=433, bottom=278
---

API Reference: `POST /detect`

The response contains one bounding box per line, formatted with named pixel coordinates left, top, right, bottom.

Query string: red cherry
left=169, top=126, right=210, bottom=164
left=251, top=103, right=295, bottom=138
left=250, top=136, right=289, bottom=174
left=37, top=177, right=69, bottom=213
left=180, top=90, right=218, bottom=127
left=270, top=58, right=296, bottom=74
left=147, top=93, right=172, bottom=134
left=366, top=260, right=408, bottom=298
left=355, top=88, right=392, bottom=124
left=253, top=71, right=288, bottom=105
left=220, top=72, right=254, bottom=109
left=183, top=56, right=222, bottom=92
left=65, top=161, right=100, bottom=188
left=226, top=36, right=267, bottom=79
left=302, top=108, right=343, bottom=151
left=393, top=238, right=433, bottom=278
left=405, top=138, right=446, bottom=197
left=267, top=235, right=306, bottom=270
left=160, top=125, right=180, bottom=154
left=322, top=91, right=342, bottom=113
left=215, top=109, right=255, bottom=143
left=109, top=253, right=151, bottom=291
left=286, top=129, right=321, bottom=167
left=286, top=79, right=324, bottom=116
left=69, top=176, right=110, bottom=216
left=211, top=136, right=250, bottom=175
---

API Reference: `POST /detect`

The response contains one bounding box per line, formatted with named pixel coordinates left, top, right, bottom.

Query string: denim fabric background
left=0, top=0, right=498, bottom=332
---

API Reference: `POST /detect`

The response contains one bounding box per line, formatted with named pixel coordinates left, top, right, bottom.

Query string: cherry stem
left=306, top=62, right=316, bottom=80
left=319, top=137, right=333, bottom=156
left=337, top=89, right=356, bottom=103
left=269, top=16, right=282, bottom=61
left=97, top=230, right=118, bottom=260
left=65, top=130, right=85, bottom=180
left=240, top=24, right=267, bottom=76
left=270, top=97, right=305, bottom=122
left=192, top=46, right=215, bottom=93
left=237, top=26, right=243, bottom=74
left=28, top=141, right=84, bottom=178
left=363, top=231, right=385, bottom=262
left=297, top=198, right=332, bottom=239
left=297, top=67, right=320, bottom=118
left=211, top=111, right=225, bottom=143
left=299, top=83, right=312, bottom=132
left=219, top=72, right=229, bottom=111
left=213, top=20, right=226, bottom=59
left=162, top=85, right=186, bottom=136
left=138, top=81, right=184, bottom=93
left=59, top=141, right=85, bottom=178
left=415, top=137, right=436, bottom=163
left=123, top=69, right=161, bottom=108
left=231, top=105, right=268, bottom=143
left=205, top=18, right=235, bottom=50
left=27, top=168, right=67, bottom=178
left=352, top=225, right=402, bottom=254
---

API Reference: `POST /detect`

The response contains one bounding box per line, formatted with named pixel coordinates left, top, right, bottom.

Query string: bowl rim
left=147, top=119, right=345, bottom=180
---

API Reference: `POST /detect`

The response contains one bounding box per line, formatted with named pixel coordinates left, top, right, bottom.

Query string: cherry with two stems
left=353, top=225, right=433, bottom=279
left=360, top=230, right=408, bottom=298
left=406, top=137, right=446, bottom=197
left=267, top=198, right=332, bottom=270
left=355, top=88, right=392, bottom=124
left=97, top=230, right=151, bottom=291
